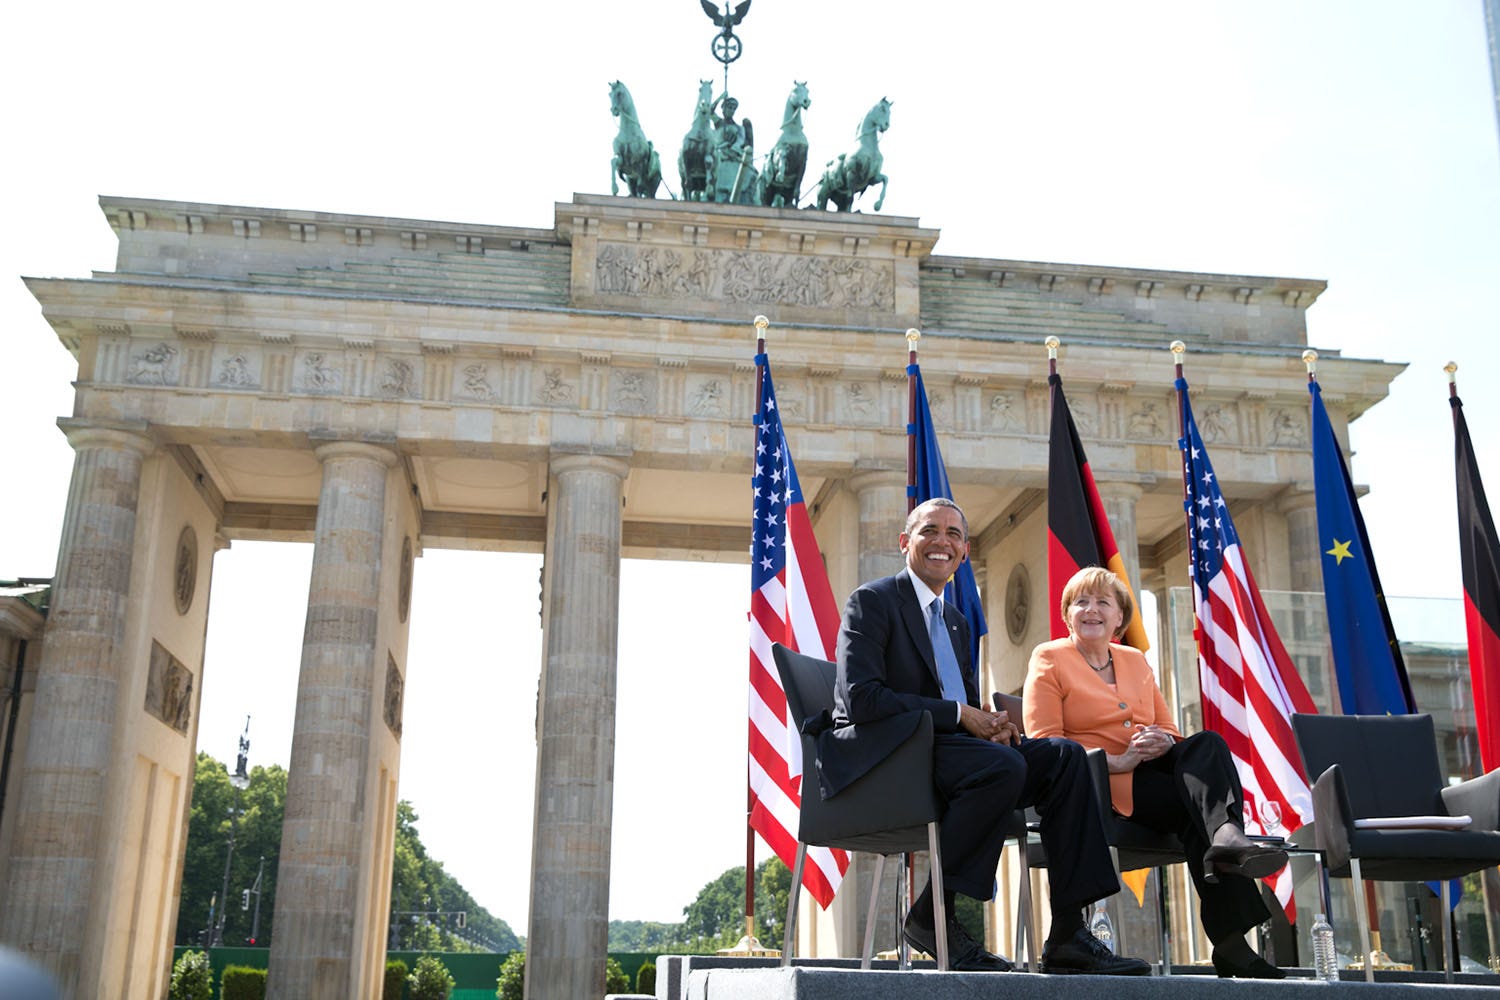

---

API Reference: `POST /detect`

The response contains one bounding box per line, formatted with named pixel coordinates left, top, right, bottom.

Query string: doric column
left=1096, top=481, right=1144, bottom=589
left=525, top=453, right=628, bottom=1000
left=851, top=470, right=908, bottom=583
left=1279, top=489, right=1321, bottom=593
left=0, top=420, right=153, bottom=990
left=268, top=441, right=397, bottom=1000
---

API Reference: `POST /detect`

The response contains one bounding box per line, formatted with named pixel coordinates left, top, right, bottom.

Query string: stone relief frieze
left=688, top=377, right=727, bottom=417
left=612, top=370, right=653, bottom=414
left=1270, top=408, right=1306, bottom=447
left=459, top=363, right=495, bottom=400
left=595, top=243, right=895, bottom=312
left=127, top=343, right=179, bottom=385
left=144, top=640, right=193, bottom=734
left=926, top=391, right=953, bottom=431
left=988, top=392, right=1022, bottom=431
left=384, top=653, right=404, bottom=739
left=302, top=352, right=341, bottom=393
left=539, top=368, right=575, bottom=405
left=843, top=382, right=876, bottom=421
left=380, top=358, right=416, bottom=398
left=1199, top=404, right=1235, bottom=444
left=1128, top=402, right=1164, bottom=439
left=215, top=351, right=258, bottom=388
left=1071, top=399, right=1097, bottom=438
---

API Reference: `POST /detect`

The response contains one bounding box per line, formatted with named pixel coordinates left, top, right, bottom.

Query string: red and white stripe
left=748, top=495, right=848, bottom=906
left=1194, top=544, right=1316, bottom=918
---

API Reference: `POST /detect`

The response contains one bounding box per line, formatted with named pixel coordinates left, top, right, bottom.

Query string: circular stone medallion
left=1004, top=563, right=1030, bottom=645
left=174, top=526, right=198, bottom=615
left=398, top=536, right=414, bottom=623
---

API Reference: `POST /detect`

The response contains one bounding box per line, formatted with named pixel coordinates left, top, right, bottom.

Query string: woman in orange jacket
left=1023, top=567, right=1288, bottom=979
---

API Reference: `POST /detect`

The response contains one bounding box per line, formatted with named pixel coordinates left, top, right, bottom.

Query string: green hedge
left=219, top=965, right=266, bottom=1000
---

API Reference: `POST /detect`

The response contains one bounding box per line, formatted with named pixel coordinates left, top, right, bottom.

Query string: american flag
left=1180, top=382, right=1317, bottom=919
left=748, top=353, right=848, bottom=907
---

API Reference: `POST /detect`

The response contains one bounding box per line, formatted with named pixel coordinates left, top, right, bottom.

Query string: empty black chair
left=1292, top=712, right=1500, bottom=982
left=772, top=642, right=950, bottom=970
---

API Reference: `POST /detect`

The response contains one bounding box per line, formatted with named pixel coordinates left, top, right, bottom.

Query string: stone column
left=0, top=420, right=153, bottom=991
left=267, top=441, right=397, bottom=1000
left=525, top=453, right=628, bottom=1000
left=1279, top=489, right=1321, bottom=593
left=838, top=470, right=911, bottom=955
left=852, top=471, right=908, bottom=583
left=1096, top=481, right=1144, bottom=590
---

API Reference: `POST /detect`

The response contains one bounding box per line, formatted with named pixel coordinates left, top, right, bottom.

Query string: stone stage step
left=657, top=956, right=1499, bottom=1000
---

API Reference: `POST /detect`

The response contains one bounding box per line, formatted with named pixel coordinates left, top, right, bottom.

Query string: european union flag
left=1309, top=379, right=1417, bottom=715
left=909, top=363, right=988, bottom=673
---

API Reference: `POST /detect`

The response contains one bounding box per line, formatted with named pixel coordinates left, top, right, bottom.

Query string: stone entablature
left=922, top=254, right=1326, bottom=348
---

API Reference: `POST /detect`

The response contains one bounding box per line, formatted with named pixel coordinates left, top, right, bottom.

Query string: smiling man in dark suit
left=832, top=497, right=1149, bottom=974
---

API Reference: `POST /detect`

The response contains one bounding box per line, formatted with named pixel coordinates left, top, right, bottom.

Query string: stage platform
left=654, top=956, right=1500, bottom=1000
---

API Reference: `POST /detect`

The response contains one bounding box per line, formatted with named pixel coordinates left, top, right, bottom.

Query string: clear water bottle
left=1089, top=900, right=1115, bottom=953
left=1311, top=913, right=1338, bottom=982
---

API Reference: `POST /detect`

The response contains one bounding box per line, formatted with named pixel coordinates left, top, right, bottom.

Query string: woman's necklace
left=1084, top=648, right=1113, bottom=673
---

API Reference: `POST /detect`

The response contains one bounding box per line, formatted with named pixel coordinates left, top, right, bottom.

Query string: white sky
left=3, top=1, right=1498, bottom=934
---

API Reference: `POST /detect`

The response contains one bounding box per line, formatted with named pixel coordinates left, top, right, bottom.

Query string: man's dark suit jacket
left=816, top=569, right=974, bottom=797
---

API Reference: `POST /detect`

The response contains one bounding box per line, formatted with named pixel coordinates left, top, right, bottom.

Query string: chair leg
left=862, top=854, right=886, bottom=970
left=1015, top=832, right=1035, bottom=972
left=928, top=822, right=949, bottom=971
left=782, top=843, right=807, bottom=968
left=1349, top=857, right=1374, bottom=984
left=1441, top=877, right=1454, bottom=985
left=896, top=852, right=911, bottom=971
left=1152, top=866, right=1171, bottom=976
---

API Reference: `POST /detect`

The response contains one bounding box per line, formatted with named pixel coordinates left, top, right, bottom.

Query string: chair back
left=772, top=643, right=836, bottom=731
left=1292, top=713, right=1445, bottom=819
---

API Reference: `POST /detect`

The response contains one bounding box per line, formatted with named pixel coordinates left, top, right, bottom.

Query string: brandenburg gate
left=0, top=192, right=1400, bottom=998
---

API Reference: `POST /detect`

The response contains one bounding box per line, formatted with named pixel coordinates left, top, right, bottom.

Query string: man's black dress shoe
left=903, top=912, right=1013, bottom=972
left=1040, top=927, right=1151, bottom=975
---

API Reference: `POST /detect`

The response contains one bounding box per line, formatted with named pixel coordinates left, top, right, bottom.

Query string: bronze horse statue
left=814, top=97, right=891, bottom=212
left=609, top=81, right=662, bottom=198
left=678, top=80, right=714, bottom=202
left=757, top=81, right=811, bottom=208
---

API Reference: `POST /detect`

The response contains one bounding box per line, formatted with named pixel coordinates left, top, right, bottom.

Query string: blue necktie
left=928, top=599, right=968, bottom=704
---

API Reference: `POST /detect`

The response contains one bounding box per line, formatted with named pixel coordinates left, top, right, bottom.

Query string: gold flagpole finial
left=1045, top=336, right=1060, bottom=360
left=1302, top=349, right=1318, bottom=376
left=753, top=315, right=769, bottom=336
left=1170, top=340, right=1186, bottom=366
left=1445, top=361, right=1458, bottom=381
left=906, top=328, right=922, bottom=345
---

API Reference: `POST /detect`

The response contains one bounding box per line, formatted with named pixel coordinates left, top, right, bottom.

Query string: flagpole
left=1308, top=349, right=1395, bottom=968
left=1046, top=335, right=1059, bottom=378
left=1447, top=360, right=1458, bottom=401
left=1170, top=338, right=1194, bottom=568
left=746, top=314, right=769, bottom=947
left=906, top=328, right=920, bottom=515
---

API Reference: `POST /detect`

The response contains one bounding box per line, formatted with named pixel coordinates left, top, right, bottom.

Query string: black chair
left=1292, top=712, right=1500, bottom=982
left=995, top=691, right=1183, bottom=975
left=771, top=642, right=950, bottom=970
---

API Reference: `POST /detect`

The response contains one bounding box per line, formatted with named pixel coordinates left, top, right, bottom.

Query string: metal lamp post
left=213, top=716, right=251, bottom=947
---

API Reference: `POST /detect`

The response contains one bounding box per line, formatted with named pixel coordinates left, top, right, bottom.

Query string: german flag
left=1453, top=392, right=1500, bottom=773
left=1048, top=372, right=1150, bottom=651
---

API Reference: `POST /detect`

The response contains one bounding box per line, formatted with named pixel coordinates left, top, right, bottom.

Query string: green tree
left=169, top=949, right=213, bottom=1000
left=604, top=956, right=628, bottom=994
left=176, top=753, right=287, bottom=948
left=496, top=951, right=525, bottom=1000
left=752, top=858, right=792, bottom=945
left=407, top=955, right=454, bottom=1000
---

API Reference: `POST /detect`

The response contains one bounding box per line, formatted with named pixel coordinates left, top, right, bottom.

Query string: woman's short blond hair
left=1059, top=566, right=1134, bottom=639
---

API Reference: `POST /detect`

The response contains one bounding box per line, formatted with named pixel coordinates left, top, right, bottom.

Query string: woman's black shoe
left=1212, top=945, right=1287, bottom=979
